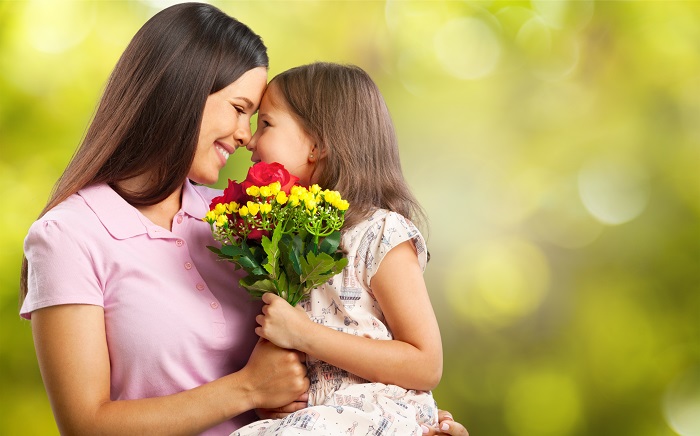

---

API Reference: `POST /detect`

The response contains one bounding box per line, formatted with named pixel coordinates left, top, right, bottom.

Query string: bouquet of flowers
left=203, top=162, right=349, bottom=306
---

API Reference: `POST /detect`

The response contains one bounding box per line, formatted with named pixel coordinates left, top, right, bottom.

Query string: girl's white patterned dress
left=231, top=209, right=438, bottom=436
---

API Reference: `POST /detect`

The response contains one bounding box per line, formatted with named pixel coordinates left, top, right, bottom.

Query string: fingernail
left=421, top=424, right=430, bottom=434
left=441, top=423, right=450, bottom=431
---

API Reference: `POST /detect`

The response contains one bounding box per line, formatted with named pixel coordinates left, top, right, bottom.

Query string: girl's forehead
left=261, top=83, right=286, bottom=111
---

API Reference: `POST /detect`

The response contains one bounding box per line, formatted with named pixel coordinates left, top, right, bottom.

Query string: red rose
left=210, top=179, right=246, bottom=210
left=241, top=162, right=299, bottom=194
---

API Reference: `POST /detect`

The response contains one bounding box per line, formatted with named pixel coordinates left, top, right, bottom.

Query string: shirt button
left=176, top=240, right=184, bottom=247
left=196, top=283, right=205, bottom=291
left=184, top=262, right=192, bottom=270
left=210, top=302, right=219, bottom=309
left=177, top=215, right=183, bottom=224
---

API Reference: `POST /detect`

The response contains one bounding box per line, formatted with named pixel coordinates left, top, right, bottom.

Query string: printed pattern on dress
left=231, top=210, right=436, bottom=436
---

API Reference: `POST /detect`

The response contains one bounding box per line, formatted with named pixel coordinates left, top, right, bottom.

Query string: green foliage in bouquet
left=203, top=162, right=349, bottom=306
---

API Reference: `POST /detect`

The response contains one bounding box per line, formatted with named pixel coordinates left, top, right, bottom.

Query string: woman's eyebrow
left=234, top=97, right=255, bottom=110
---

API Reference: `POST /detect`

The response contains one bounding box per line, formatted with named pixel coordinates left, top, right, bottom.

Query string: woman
left=20, top=4, right=305, bottom=434
left=19, top=3, right=467, bottom=435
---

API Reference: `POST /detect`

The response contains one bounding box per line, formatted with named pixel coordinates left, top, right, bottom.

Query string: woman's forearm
left=33, top=305, right=308, bottom=435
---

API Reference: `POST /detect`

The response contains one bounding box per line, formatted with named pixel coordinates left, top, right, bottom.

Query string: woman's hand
left=241, top=338, right=309, bottom=409
left=421, top=409, right=469, bottom=435
left=255, top=293, right=311, bottom=349
left=255, top=392, right=309, bottom=420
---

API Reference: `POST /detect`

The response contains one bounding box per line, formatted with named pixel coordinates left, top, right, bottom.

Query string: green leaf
left=319, top=230, right=342, bottom=254
left=220, top=244, right=246, bottom=258
left=278, top=270, right=289, bottom=296
left=239, top=275, right=277, bottom=298
left=300, top=252, right=347, bottom=288
left=261, top=226, right=282, bottom=278
left=206, top=245, right=223, bottom=256
left=221, top=243, right=266, bottom=276
left=281, top=234, right=303, bottom=275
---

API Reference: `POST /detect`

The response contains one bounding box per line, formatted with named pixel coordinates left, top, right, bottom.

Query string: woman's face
left=189, top=67, right=268, bottom=185
left=247, top=83, right=318, bottom=186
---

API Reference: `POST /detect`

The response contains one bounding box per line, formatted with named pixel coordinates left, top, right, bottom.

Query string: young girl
left=233, top=62, right=443, bottom=435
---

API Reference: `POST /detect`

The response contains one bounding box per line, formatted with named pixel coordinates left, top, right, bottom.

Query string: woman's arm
left=32, top=304, right=308, bottom=436
left=256, top=240, right=443, bottom=391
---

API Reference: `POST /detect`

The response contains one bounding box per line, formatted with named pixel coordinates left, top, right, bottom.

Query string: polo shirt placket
left=167, top=211, right=227, bottom=339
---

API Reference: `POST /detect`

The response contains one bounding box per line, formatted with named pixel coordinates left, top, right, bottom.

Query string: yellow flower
left=291, top=186, right=307, bottom=196
left=216, top=215, right=228, bottom=227
left=323, top=191, right=337, bottom=204
left=336, top=199, right=349, bottom=211
left=276, top=191, right=288, bottom=204
left=204, top=210, right=217, bottom=223
left=247, top=201, right=260, bottom=216
left=269, top=182, right=281, bottom=196
left=260, top=203, right=272, bottom=214
left=226, top=201, right=239, bottom=214
left=310, top=184, right=321, bottom=194
left=305, top=199, right=317, bottom=211
left=246, top=186, right=260, bottom=197
left=214, top=203, right=227, bottom=215
left=239, top=206, right=249, bottom=217
left=259, top=186, right=271, bottom=198
left=288, top=194, right=300, bottom=207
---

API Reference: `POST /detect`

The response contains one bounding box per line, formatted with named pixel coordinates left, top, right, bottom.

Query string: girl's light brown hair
left=20, top=2, right=268, bottom=303
left=269, top=62, right=426, bottom=230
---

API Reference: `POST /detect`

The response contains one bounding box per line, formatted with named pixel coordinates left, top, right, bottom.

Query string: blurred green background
left=1, top=1, right=699, bottom=435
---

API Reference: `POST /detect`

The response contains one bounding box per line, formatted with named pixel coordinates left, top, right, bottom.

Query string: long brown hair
left=20, top=2, right=268, bottom=302
left=269, top=62, right=426, bottom=230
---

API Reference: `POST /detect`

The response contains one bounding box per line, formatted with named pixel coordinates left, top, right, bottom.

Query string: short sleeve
left=21, top=219, right=104, bottom=319
left=356, top=211, right=428, bottom=288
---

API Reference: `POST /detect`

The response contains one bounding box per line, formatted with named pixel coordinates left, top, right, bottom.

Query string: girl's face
left=189, top=67, right=268, bottom=185
left=247, top=84, right=318, bottom=186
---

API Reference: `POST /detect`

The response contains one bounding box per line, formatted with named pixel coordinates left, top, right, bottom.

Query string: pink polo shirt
left=21, top=181, right=261, bottom=434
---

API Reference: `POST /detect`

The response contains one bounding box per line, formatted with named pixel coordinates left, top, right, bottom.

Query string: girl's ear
left=308, top=143, right=327, bottom=163
left=309, top=144, right=326, bottom=163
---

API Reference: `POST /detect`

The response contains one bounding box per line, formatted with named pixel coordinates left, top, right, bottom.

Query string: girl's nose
left=246, top=131, right=259, bottom=152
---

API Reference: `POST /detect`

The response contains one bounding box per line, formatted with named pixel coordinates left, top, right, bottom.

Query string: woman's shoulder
left=35, top=191, right=93, bottom=227
left=190, top=183, right=223, bottom=204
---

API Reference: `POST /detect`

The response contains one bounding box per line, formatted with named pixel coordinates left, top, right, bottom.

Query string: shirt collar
left=79, top=180, right=209, bottom=240
left=181, top=179, right=210, bottom=220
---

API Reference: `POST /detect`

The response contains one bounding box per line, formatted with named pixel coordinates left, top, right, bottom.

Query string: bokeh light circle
left=578, top=155, right=650, bottom=225
left=434, top=17, right=501, bottom=80
left=24, top=0, right=96, bottom=54
left=663, top=366, right=700, bottom=436
left=444, top=238, right=550, bottom=329
left=531, top=0, right=595, bottom=31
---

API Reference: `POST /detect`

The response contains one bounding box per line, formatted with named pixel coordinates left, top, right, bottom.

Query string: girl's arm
left=32, top=304, right=308, bottom=436
left=256, top=240, right=443, bottom=391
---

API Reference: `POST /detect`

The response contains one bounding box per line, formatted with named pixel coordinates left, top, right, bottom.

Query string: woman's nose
left=233, top=123, right=252, bottom=149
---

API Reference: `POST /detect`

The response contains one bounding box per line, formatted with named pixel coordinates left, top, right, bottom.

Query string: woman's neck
left=117, top=176, right=183, bottom=231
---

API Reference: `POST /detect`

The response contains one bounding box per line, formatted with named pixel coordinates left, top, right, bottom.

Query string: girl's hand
left=255, top=293, right=311, bottom=349
left=421, top=410, right=469, bottom=436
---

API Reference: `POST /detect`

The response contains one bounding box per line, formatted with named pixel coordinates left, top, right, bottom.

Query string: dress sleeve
left=21, top=219, right=104, bottom=319
left=357, top=211, right=428, bottom=289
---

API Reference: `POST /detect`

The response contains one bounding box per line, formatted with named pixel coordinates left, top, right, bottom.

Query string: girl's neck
left=117, top=175, right=183, bottom=231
